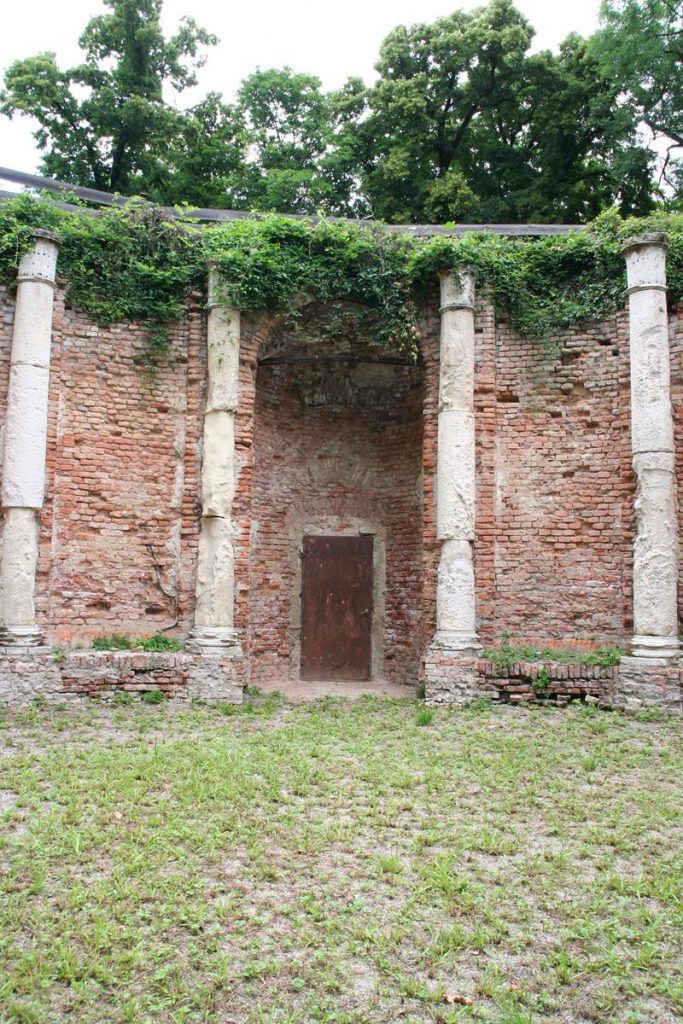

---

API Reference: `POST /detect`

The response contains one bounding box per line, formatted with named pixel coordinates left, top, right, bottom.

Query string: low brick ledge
left=425, top=656, right=682, bottom=712
left=477, top=659, right=618, bottom=704
left=0, top=650, right=244, bottom=705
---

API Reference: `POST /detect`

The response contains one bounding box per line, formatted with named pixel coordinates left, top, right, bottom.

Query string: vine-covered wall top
left=1, top=193, right=682, bottom=361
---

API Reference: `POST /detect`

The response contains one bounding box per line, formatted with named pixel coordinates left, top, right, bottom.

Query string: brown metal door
left=301, top=535, right=373, bottom=681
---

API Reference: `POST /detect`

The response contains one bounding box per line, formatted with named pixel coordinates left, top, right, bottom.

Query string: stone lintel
left=28, top=228, right=61, bottom=243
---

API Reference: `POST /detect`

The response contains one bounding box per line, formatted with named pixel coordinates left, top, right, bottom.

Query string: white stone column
left=187, top=269, right=243, bottom=655
left=432, top=268, right=481, bottom=654
left=0, top=230, right=60, bottom=650
left=623, top=233, right=679, bottom=660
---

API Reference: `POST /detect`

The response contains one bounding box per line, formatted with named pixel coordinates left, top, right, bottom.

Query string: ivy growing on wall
left=1, top=192, right=682, bottom=363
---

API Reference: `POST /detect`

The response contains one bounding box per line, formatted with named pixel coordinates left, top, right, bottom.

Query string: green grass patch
left=0, top=699, right=680, bottom=1023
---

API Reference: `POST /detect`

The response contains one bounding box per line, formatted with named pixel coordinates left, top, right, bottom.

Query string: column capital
left=439, top=266, right=476, bottom=313
left=621, top=231, right=668, bottom=256
left=207, top=266, right=237, bottom=311
left=622, top=232, right=668, bottom=293
left=17, top=230, right=60, bottom=287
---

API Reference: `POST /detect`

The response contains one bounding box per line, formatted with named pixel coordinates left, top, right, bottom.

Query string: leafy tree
left=591, top=0, right=683, bottom=195
left=233, top=67, right=366, bottom=216
left=157, top=94, right=248, bottom=208
left=348, top=0, right=654, bottom=222
left=0, top=0, right=667, bottom=220
left=0, top=0, right=229, bottom=198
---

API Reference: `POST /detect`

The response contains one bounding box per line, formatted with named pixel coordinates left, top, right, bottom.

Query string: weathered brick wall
left=0, top=651, right=243, bottom=704
left=419, top=295, right=636, bottom=651
left=244, top=314, right=424, bottom=685
left=1, top=276, right=682, bottom=669
left=425, top=656, right=682, bottom=712
left=0, top=281, right=205, bottom=643
left=481, top=309, right=635, bottom=645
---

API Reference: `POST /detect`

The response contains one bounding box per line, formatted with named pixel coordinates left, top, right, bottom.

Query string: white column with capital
left=187, top=269, right=243, bottom=656
left=0, top=230, right=60, bottom=650
left=432, top=267, right=481, bottom=655
left=623, top=233, right=680, bottom=660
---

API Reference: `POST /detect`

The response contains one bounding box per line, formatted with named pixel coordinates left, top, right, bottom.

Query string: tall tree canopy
left=346, top=0, right=654, bottom=222
left=591, top=0, right=683, bottom=195
left=0, top=0, right=677, bottom=219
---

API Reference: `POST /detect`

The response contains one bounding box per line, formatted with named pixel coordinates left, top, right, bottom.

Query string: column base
left=630, top=634, right=680, bottom=661
left=422, top=631, right=482, bottom=706
left=0, top=625, right=50, bottom=655
left=186, top=625, right=243, bottom=657
left=432, top=630, right=483, bottom=656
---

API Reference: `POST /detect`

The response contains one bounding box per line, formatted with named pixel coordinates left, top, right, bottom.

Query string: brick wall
left=0, top=650, right=242, bottom=704
left=0, top=281, right=205, bottom=643
left=1, top=277, right=682, bottom=675
left=420, top=295, right=637, bottom=652
left=425, top=656, right=682, bottom=712
left=481, top=307, right=634, bottom=645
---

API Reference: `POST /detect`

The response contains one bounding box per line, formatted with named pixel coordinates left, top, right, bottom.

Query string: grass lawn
left=0, top=695, right=681, bottom=1024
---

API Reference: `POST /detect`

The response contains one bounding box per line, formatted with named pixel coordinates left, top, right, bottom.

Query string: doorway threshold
left=251, top=678, right=417, bottom=702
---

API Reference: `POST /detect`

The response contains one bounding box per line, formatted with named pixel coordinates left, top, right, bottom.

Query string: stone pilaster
left=0, top=230, right=60, bottom=650
left=187, top=270, right=243, bottom=657
left=623, top=233, right=680, bottom=660
left=432, top=268, right=481, bottom=656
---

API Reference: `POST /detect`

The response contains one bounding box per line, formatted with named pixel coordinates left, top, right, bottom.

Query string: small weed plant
left=532, top=667, right=551, bottom=694
left=91, top=632, right=182, bottom=652
left=416, top=707, right=435, bottom=726
left=141, top=688, right=164, bottom=705
left=484, top=641, right=624, bottom=671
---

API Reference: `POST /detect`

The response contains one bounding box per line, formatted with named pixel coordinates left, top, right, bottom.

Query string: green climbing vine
left=1, top=192, right=683, bottom=364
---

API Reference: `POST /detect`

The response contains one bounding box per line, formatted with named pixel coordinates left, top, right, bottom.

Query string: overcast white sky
left=0, top=0, right=603, bottom=178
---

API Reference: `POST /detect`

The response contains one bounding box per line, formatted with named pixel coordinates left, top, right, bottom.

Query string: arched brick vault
left=235, top=303, right=427, bottom=686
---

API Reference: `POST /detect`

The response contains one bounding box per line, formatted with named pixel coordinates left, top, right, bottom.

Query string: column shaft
left=187, top=270, right=242, bottom=655
left=623, top=233, right=679, bottom=659
left=0, top=231, right=59, bottom=649
left=433, top=268, right=481, bottom=653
